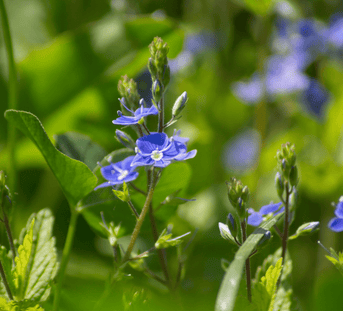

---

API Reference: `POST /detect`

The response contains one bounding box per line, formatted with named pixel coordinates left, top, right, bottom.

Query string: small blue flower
left=231, top=74, right=264, bottom=104
left=131, top=132, right=196, bottom=168
left=327, top=15, right=343, bottom=49
left=247, top=202, right=284, bottom=227
left=328, top=201, right=343, bottom=232
left=112, top=98, right=158, bottom=126
left=95, top=156, right=139, bottom=190
left=302, top=79, right=330, bottom=118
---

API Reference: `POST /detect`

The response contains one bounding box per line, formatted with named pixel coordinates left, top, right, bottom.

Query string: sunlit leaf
left=4, top=110, right=97, bottom=207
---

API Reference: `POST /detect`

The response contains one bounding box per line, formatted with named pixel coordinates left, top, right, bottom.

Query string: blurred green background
left=1, top=0, right=343, bottom=310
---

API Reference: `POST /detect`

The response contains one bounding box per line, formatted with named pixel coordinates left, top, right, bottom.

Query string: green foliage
left=54, top=132, right=107, bottom=171
left=4, top=110, right=97, bottom=207
left=11, top=209, right=58, bottom=303
left=0, top=298, right=44, bottom=310
left=215, top=213, right=284, bottom=311
left=154, top=229, right=190, bottom=249
left=252, top=258, right=283, bottom=311
left=0, top=246, right=15, bottom=300
left=112, top=182, right=130, bottom=202
left=325, top=248, right=343, bottom=276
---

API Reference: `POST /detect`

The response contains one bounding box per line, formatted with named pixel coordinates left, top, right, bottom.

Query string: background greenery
left=1, top=0, right=343, bottom=310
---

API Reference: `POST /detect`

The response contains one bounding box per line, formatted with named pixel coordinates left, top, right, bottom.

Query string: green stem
left=53, top=210, right=79, bottom=311
left=0, top=0, right=18, bottom=193
left=123, top=178, right=156, bottom=262
left=0, top=259, right=13, bottom=300
left=281, top=184, right=290, bottom=264
left=241, top=219, right=252, bottom=303
left=127, top=200, right=139, bottom=220
left=158, top=83, right=165, bottom=133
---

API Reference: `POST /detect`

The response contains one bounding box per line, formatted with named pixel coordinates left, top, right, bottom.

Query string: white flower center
left=151, top=150, right=163, bottom=161
left=118, top=170, right=129, bottom=181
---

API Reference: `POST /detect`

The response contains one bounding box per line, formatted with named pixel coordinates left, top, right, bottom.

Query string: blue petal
left=153, top=159, right=172, bottom=168
left=131, top=154, right=154, bottom=167
left=136, top=133, right=169, bottom=154
left=112, top=115, right=140, bottom=125
left=231, top=74, right=263, bottom=104
left=134, top=106, right=158, bottom=118
left=247, top=212, right=263, bottom=227
left=119, top=155, right=137, bottom=171
left=100, top=164, right=121, bottom=181
left=260, top=202, right=283, bottom=215
left=174, top=149, right=197, bottom=161
left=334, top=201, right=343, bottom=219
left=94, top=181, right=121, bottom=190
left=328, top=217, right=343, bottom=232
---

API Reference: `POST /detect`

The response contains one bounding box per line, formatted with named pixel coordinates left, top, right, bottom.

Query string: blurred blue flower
left=302, top=79, right=330, bottom=118
left=222, top=129, right=260, bottom=174
left=327, top=14, right=343, bottom=49
left=266, top=54, right=310, bottom=95
left=95, top=156, right=139, bottom=190
left=247, top=202, right=284, bottom=226
left=231, top=74, right=264, bottom=104
left=112, top=98, right=158, bottom=126
left=132, top=132, right=196, bottom=168
left=328, top=201, right=343, bottom=232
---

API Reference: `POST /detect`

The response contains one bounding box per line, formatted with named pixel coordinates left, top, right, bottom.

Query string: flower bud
left=241, top=186, right=249, bottom=203
left=0, top=171, right=6, bottom=189
left=257, top=230, right=272, bottom=248
left=172, top=92, right=188, bottom=117
left=148, top=58, right=157, bottom=81
left=227, top=213, right=238, bottom=238
left=218, top=222, right=236, bottom=245
left=152, top=79, right=163, bottom=102
left=115, top=130, right=136, bottom=150
left=162, top=64, right=170, bottom=87
left=275, top=172, right=284, bottom=199
left=289, top=166, right=298, bottom=187
left=289, top=187, right=298, bottom=210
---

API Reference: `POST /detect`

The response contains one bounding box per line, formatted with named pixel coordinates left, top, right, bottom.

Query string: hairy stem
left=0, top=0, right=18, bottom=193
left=0, top=259, right=13, bottom=300
left=128, top=200, right=139, bottom=219
left=1, top=193, right=16, bottom=263
left=53, top=210, right=79, bottom=311
left=281, top=183, right=290, bottom=264
left=241, top=220, right=252, bottom=303
left=158, top=84, right=165, bottom=133
left=149, top=204, right=171, bottom=288
left=123, top=177, right=156, bottom=262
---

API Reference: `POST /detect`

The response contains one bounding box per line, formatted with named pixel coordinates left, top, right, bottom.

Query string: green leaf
left=4, top=110, right=97, bottom=207
left=54, top=132, right=107, bottom=171
left=14, top=219, right=35, bottom=300
left=242, top=0, right=274, bottom=16
left=215, top=213, right=284, bottom=311
left=253, top=258, right=283, bottom=311
left=154, top=229, right=191, bottom=249
left=325, top=248, right=343, bottom=276
left=0, top=298, right=44, bottom=311
left=0, top=246, right=15, bottom=300
left=18, top=209, right=58, bottom=303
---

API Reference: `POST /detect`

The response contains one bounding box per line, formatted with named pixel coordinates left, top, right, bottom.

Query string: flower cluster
left=95, top=38, right=196, bottom=190
left=247, top=202, right=284, bottom=227
left=231, top=11, right=343, bottom=118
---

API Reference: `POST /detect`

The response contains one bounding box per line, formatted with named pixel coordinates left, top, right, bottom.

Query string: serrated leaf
left=0, top=298, right=44, bottom=311
left=4, top=110, right=97, bottom=208
left=17, top=209, right=58, bottom=303
left=253, top=258, right=283, bottom=311
left=215, top=213, right=284, bottom=311
left=325, top=248, right=343, bottom=276
left=14, top=219, right=35, bottom=300
left=0, top=246, right=15, bottom=300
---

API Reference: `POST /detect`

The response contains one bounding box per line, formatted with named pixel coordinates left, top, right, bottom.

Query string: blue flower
left=95, top=156, right=139, bottom=190
left=327, top=14, right=343, bottom=49
left=247, top=202, right=284, bottom=226
left=302, top=79, right=330, bottom=118
left=231, top=74, right=263, bottom=104
left=328, top=201, right=343, bottom=232
left=112, top=98, right=158, bottom=126
left=131, top=132, right=196, bottom=168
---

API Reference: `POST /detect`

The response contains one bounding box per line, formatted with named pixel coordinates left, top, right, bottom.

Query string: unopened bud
left=227, top=213, right=238, bottom=238
left=275, top=172, right=284, bottom=199
left=172, top=92, right=188, bottom=117
left=241, top=186, right=249, bottom=203
left=162, top=64, right=170, bottom=87
left=289, top=188, right=298, bottom=210
left=218, top=222, right=236, bottom=245
left=257, top=230, right=271, bottom=248
left=289, top=166, right=298, bottom=187
left=148, top=58, right=157, bottom=81
left=152, top=80, right=163, bottom=102
left=0, top=171, right=5, bottom=189
left=115, top=130, right=136, bottom=150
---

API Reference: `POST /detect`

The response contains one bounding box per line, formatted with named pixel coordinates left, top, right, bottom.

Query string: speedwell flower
left=95, top=156, right=139, bottom=190
left=328, top=201, right=343, bottom=232
left=247, top=202, right=284, bottom=226
left=112, top=98, right=158, bottom=126
left=131, top=132, right=196, bottom=168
